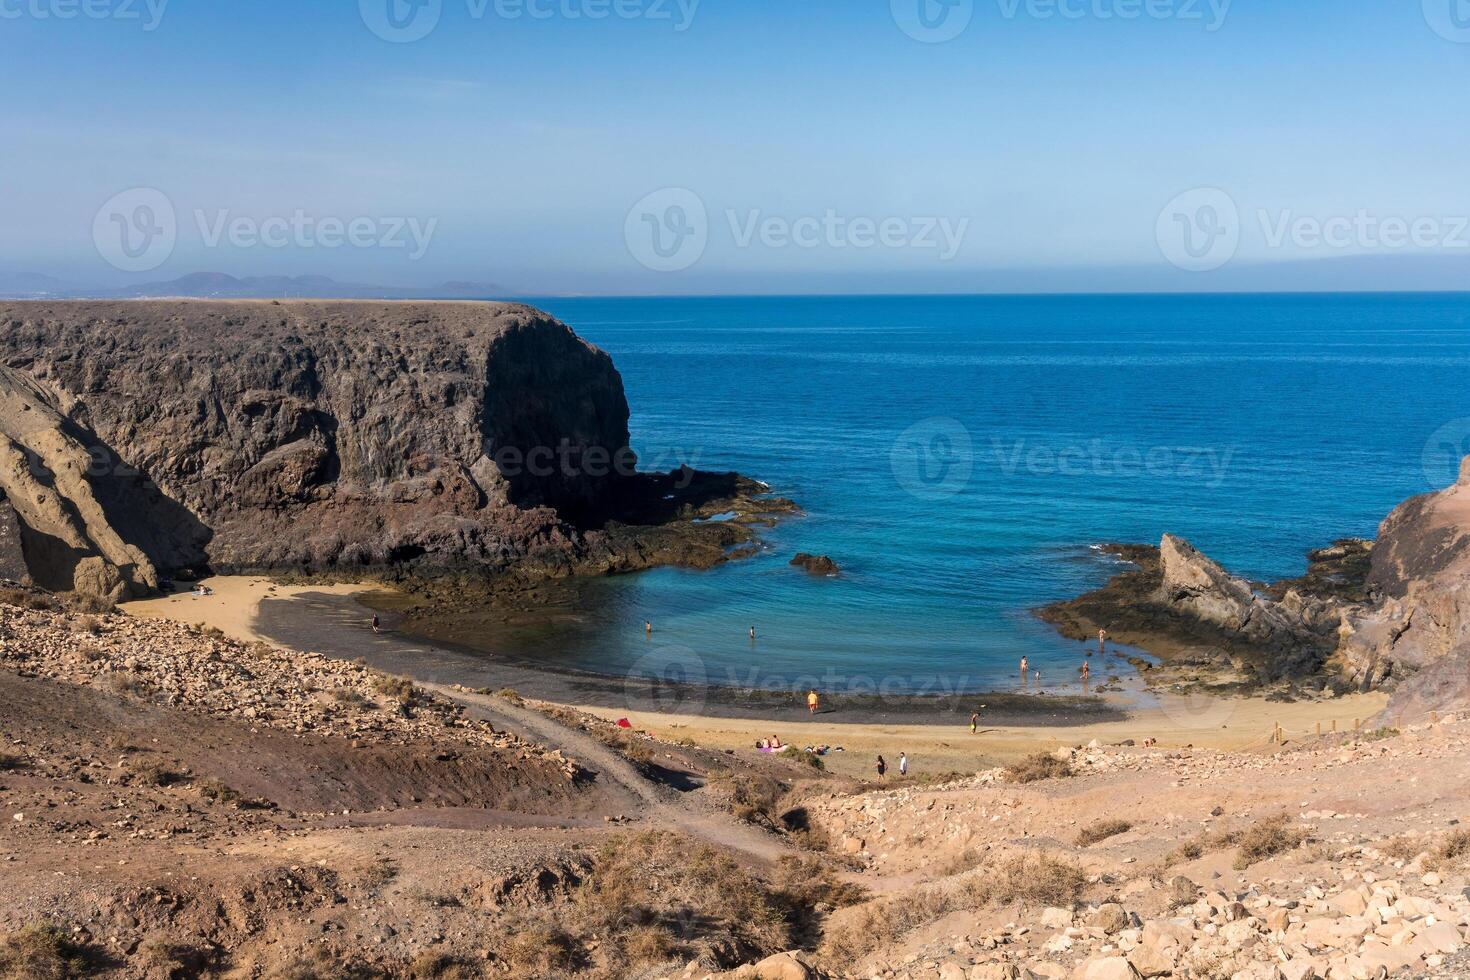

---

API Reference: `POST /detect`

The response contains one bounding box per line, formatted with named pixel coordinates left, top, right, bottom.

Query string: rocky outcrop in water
left=0, top=300, right=791, bottom=596
left=1040, top=457, right=1470, bottom=721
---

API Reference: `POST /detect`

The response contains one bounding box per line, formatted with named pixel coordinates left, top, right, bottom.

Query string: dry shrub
left=197, top=778, right=240, bottom=803
left=779, top=747, right=826, bottom=771
left=1004, top=752, right=1073, bottom=784
left=105, top=671, right=153, bottom=699
left=1379, top=835, right=1426, bottom=863
left=500, top=923, right=578, bottom=976
left=708, top=771, right=787, bottom=829
left=73, top=616, right=103, bottom=636
left=269, top=949, right=387, bottom=980
left=494, top=688, right=525, bottom=704
left=372, top=674, right=417, bottom=706
left=0, top=752, right=28, bottom=772
left=0, top=587, right=59, bottom=612
left=330, top=688, right=371, bottom=710
left=1232, top=815, right=1309, bottom=870
left=1423, top=829, right=1470, bottom=872
left=622, top=925, right=678, bottom=965
left=819, top=851, right=1086, bottom=968
left=127, top=759, right=184, bottom=788
left=0, top=925, right=88, bottom=980
left=359, top=859, right=399, bottom=892
left=406, top=952, right=478, bottom=979
left=1076, top=819, right=1133, bottom=847
left=67, top=593, right=116, bottom=615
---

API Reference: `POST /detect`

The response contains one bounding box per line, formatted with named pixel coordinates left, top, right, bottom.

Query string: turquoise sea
left=498, top=294, right=1470, bottom=694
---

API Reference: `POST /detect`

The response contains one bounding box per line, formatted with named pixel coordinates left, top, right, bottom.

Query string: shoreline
left=123, top=576, right=1390, bottom=773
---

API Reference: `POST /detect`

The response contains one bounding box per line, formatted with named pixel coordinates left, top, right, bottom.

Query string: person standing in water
left=1019, top=656, right=1029, bottom=682
left=1098, top=628, right=1108, bottom=654
left=750, top=626, right=757, bottom=640
left=371, top=615, right=380, bottom=635
left=645, top=621, right=653, bottom=636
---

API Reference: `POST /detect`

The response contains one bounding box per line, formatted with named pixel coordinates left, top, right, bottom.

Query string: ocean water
left=493, top=293, right=1470, bottom=694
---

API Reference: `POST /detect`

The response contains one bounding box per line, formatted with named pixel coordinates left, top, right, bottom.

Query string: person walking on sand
left=875, top=755, right=887, bottom=779
left=899, top=752, right=909, bottom=777
left=807, top=690, right=820, bottom=715
left=970, top=711, right=979, bottom=735
left=371, top=615, right=380, bottom=635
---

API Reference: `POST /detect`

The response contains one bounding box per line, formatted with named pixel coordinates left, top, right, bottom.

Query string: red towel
left=616, top=718, right=632, bottom=728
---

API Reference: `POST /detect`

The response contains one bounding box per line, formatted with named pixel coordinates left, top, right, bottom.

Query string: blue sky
left=2, top=0, right=1469, bottom=294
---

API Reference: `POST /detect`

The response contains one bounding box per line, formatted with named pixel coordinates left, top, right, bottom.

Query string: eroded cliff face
left=1339, top=458, right=1470, bottom=721
left=0, top=300, right=781, bottom=595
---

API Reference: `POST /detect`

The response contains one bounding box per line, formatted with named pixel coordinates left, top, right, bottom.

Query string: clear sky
left=2, top=0, right=1468, bottom=294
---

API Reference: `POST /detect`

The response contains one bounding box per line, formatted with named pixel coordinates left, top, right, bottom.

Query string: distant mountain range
left=0, top=272, right=510, bottom=301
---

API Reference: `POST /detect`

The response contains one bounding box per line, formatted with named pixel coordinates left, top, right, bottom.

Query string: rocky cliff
left=1039, top=457, right=1470, bottom=721
left=0, top=300, right=787, bottom=599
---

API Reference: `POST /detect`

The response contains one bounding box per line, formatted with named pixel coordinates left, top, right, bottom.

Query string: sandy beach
left=124, top=575, right=1390, bottom=779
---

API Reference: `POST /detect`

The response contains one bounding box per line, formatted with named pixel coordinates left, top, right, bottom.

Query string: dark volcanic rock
left=790, top=553, right=840, bottom=576
left=0, top=300, right=791, bottom=592
left=1037, top=536, right=1365, bottom=683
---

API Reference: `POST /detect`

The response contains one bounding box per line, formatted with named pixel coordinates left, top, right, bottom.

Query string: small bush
left=0, top=587, right=59, bottom=612
left=360, top=859, right=399, bottom=892
left=820, top=851, right=1087, bottom=967
left=1423, top=829, right=1470, bottom=871
left=106, top=671, right=153, bottom=699
left=74, top=615, right=103, bottom=636
left=1076, top=819, right=1133, bottom=847
left=128, top=759, right=185, bottom=788
left=499, top=923, right=577, bottom=975
left=1232, top=815, right=1309, bottom=870
left=372, top=674, right=417, bottom=706
left=494, top=688, right=524, bottom=704
left=1359, top=727, right=1400, bottom=742
left=197, top=778, right=240, bottom=803
left=622, top=924, right=677, bottom=964
left=0, top=925, right=89, bottom=979
left=68, top=593, right=117, bottom=615
left=779, top=747, right=826, bottom=771
left=330, top=688, right=371, bottom=710
left=1004, top=752, right=1073, bottom=784
left=406, top=952, right=478, bottom=980
left=0, top=752, right=28, bottom=772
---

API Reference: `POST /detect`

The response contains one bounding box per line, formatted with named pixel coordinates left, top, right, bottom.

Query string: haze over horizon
left=3, top=0, right=1469, bottom=296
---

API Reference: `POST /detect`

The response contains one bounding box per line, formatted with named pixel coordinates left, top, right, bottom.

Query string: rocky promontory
left=1040, top=457, right=1470, bottom=722
left=0, top=300, right=792, bottom=599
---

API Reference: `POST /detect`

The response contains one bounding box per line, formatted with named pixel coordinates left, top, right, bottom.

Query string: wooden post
left=1332, top=720, right=1338, bottom=733
left=1316, top=721, right=1322, bottom=736
left=1355, top=718, right=1361, bottom=731
left=1431, top=711, right=1439, bottom=725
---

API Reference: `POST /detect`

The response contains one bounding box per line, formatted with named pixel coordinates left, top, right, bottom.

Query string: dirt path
left=425, top=683, right=797, bottom=866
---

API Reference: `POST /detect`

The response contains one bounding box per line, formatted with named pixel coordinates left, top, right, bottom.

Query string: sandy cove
left=124, top=576, right=1388, bottom=780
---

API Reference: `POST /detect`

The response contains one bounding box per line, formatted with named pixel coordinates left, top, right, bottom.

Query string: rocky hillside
left=1040, top=458, right=1470, bottom=724
left=0, top=300, right=786, bottom=598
